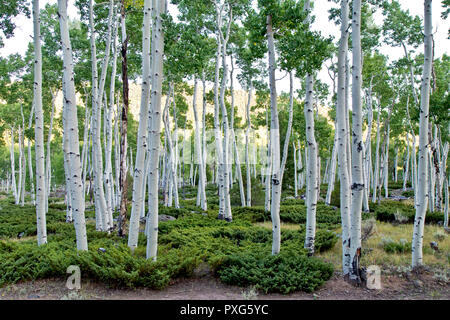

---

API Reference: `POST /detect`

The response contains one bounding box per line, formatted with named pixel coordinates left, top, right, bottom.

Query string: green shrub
left=381, top=238, right=412, bottom=254
left=401, top=190, right=415, bottom=198
left=214, top=250, right=334, bottom=294
left=372, top=201, right=444, bottom=224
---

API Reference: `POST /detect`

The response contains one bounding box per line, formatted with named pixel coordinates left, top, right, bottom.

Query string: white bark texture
left=58, top=0, right=88, bottom=250
left=33, top=0, right=47, bottom=246
left=336, top=0, right=351, bottom=275
left=411, top=0, right=432, bottom=268
left=128, top=0, right=152, bottom=251
left=146, top=0, right=166, bottom=260
left=267, top=14, right=281, bottom=255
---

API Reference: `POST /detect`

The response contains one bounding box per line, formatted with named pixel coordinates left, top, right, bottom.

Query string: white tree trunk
left=336, top=0, right=351, bottom=276
left=349, top=0, right=364, bottom=283
left=33, top=0, right=47, bottom=245
left=58, top=0, right=88, bottom=250
left=411, top=0, right=432, bottom=268
left=267, top=14, right=281, bottom=255
left=146, top=0, right=166, bottom=260
left=304, top=74, right=318, bottom=255
left=128, top=0, right=152, bottom=251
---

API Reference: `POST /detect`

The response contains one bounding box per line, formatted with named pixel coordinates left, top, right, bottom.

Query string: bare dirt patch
left=0, top=270, right=448, bottom=300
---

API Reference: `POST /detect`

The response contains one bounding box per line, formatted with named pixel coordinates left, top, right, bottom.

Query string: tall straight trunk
left=304, top=74, right=318, bottom=255
left=267, top=14, right=281, bottom=255
left=33, top=0, right=47, bottom=245
left=17, top=125, right=22, bottom=205
left=45, top=92, right=55, bottom=210
left=264, top=109, right=271, bottom=212
left=280, top=72, right=295, bottom=182
left=193, top=79, right=206, bottom=210
left=28, top=104, right=35, bottom=206
left=19, top=108, right=26, bottom=207
left=383, top=99, right=394, bottom=199
left=213, top=5, right=225, bottom=220
left=403, top=131, right=410, bottom=190
left=326, top=128, right=338, bottom=204
left=218, top=7, right=233, bottom=222
left=293, top=142, right=298, bottom=197
left=146, top=0, right=165, bottom=260
left=128, top=0, right=153, bottom=242
left=245, top=87, right=252, bottom=207
left=412, top=0, right=432, bottom=268
left=336, top=0, right=351, bottom=276
left=58, top=0, right=88, bottom=250
left=171, top=86, right=180, bottom=209
left=89, top=0, right=111, bottom=231
left=118, top=0, right=129, bottom=237
left=201, top=73, right=208, bottom=196
left=10, top=127, right=17, bottom=202
left=230, top=58, right=246, bottom=207
left=349, top=0, right=364, bottom=284
left=107, top=17, right=118, bottom=214
left=372, top=100, right=381, bottom=202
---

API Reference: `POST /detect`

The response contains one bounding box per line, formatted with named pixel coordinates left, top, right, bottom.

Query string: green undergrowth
left=0, top=197, right=337, bottom=293
left=370, top=201, right=444, bottom=225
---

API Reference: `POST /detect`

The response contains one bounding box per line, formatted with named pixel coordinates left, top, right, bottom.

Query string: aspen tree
left=33, top=0, right=47, bottom=245
left=336, top=0, right=351, bottom=275
left=146, top=0, right=166, bottom=260
left=128, top=0, right=153, bottom=251
left=57, top=0, right=88, bottom=250
left=411, top=0, right=433, bottom=268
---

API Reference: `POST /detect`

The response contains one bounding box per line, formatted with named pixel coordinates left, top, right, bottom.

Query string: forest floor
left=0, top=269, right=448, bottom=300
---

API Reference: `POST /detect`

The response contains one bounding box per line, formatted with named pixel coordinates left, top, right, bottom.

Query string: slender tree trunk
left=412, top=0, right=432, bottom=268
left=337, top=0, right=351, bottom=276
left=10, top=127, right=17, bottom=202
left=33, top=0, right=47, bottom=245
left=58, top=0, right=88, bottom=250
left=28, top=104, right=36, bottom=206
left=304, top=74, right=318, bottom=255
left=349, top=0, right=364, bottom=284
left=267, top=14, right=281, bottom=255
left=118, top=0, right=129, bottom=237
left=146, top=0, right=165, bottom=260
left=128, top=0, right=152, bottom=248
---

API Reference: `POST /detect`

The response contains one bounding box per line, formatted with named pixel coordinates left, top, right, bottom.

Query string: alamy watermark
left=66, top=265, right=81, bottom=290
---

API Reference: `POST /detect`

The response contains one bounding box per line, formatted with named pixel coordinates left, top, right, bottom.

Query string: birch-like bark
left=45, top=91, right=55, bottom=210
left=28, top=104, right=35, bottom=206
left=193, top=79, right=207, bottom=210
left=280, top=72, right=295, bottom=182
left=245, top=87, right=252, bottom=206
left=17, top=125, right=22, bottom=205
left=336, top=0, right=351, bottom=275
left=20, top=107, right=26, bottom=207
left=267, top=14, right=281, bottom=255
left=89, top=0, right=111, bottom=231
left=118, top=0, right=129, bottom=236
left=230, top=58, right=246, bottom=207
left=403, top=131, right=410, bottom=190
left=304, top=74, right=318, bottom=255
left=213, top=4, right=225, bottom=220
left=146, top=0, right=165, bottom=260
left=412, top=0, right=432, bottom=268
left=372, top=99, right=381, bottom=202
left=33, top=0, right=47, bottom=245
left=129, top=0, right=152, bottom=250
left=349, top=0, right=364, bottom=283
left=10, top=127, right=17, bottom=202
left=58, top=0, right=88, bottom=250
left=326, top=128, right=338, bottom=205
left=218, top=6, right=233, bottom=222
